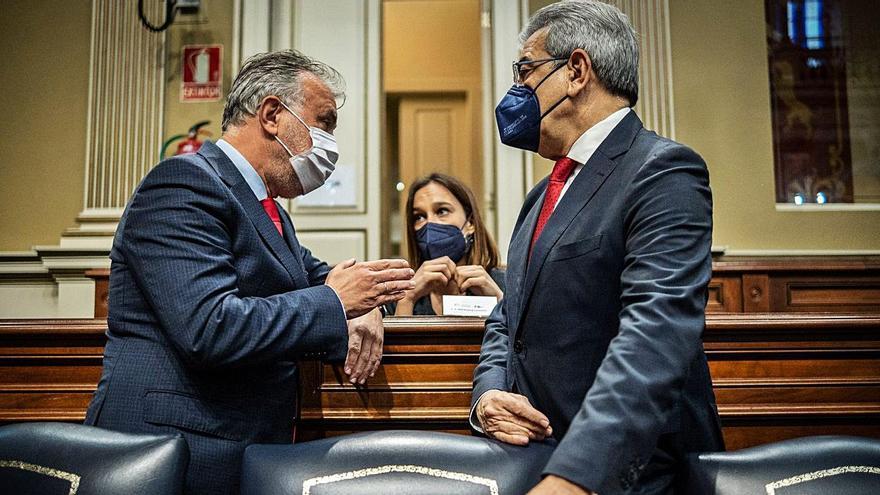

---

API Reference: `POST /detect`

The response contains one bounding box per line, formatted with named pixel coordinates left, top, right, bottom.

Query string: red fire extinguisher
left=161, top=121, right=212, bottom=159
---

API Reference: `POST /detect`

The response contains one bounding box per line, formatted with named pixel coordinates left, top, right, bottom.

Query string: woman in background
left=393, top=173, right=504, bottom=315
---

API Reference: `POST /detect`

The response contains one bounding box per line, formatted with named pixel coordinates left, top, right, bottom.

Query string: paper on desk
left=442, top=295, right=498, bottom=317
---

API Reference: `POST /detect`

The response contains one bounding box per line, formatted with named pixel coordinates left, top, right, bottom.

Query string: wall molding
left=83, top=0, right=166, bottom=213
left=723, top=249, right=880, bottom=257
left=607, top=0, right=676, bottom=138
left=0, top=248, right=108, bottom=318
left=776, top=204, right=880, bottom=212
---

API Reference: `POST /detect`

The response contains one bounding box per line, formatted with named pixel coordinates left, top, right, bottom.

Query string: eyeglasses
left=511, top=57, right=568, bottom=85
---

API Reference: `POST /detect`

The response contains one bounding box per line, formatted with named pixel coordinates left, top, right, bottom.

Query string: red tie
left=530, top=157, right=578, bottom=253
left=260, top=198, right=284, bottom=235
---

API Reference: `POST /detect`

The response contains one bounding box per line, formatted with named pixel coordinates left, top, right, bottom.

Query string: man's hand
left=344, top=308, right=383, bottom=384
left=476, top=390, right=552, bottom=446
left=527, top=475, right=593, bottom=495
left=326, top=258, right=414, bottom=318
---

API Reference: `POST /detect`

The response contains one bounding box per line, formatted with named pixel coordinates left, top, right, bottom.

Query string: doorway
left=381, top=0, right=486, bottom=258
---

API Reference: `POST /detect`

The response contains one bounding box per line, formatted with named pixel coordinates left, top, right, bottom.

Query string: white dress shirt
left=554, top=106, right=631, bottom=209
left=216, top=138, right=269, bottom=201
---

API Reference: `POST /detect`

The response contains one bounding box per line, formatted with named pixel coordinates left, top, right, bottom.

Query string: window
left=766, top=0, right=880, bottom=205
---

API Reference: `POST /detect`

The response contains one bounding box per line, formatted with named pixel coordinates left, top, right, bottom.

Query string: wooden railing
left=0, top=319, right=106, bottom=422
left=2, top=314, right=878, bottom=450
left=84, top=256, right=880, bottom=318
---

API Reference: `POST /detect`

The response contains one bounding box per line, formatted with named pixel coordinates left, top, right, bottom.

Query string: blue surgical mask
left=416, top=222, right=473, bottom=263
left=495, top=61, right=568, bottom=152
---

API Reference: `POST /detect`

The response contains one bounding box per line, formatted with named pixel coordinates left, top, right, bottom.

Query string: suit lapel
left=231, top=185, right=309, bottom=288
left=506, top=184, right=545, bottom=326
left=277, top=205, right=309, bottom=277
left=515, top=112, right=643, bottom=330
left=516, top=154, right=617, bottom=324
left=197, top=141, right=306, bottom=286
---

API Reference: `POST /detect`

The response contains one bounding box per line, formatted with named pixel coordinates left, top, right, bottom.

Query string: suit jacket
left=84, top=141, right=348, bottom=494
left=472, top=112, right=724, bottom=494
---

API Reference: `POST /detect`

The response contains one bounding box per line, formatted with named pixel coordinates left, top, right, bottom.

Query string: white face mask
left=275, top=101, right=339, bottom=195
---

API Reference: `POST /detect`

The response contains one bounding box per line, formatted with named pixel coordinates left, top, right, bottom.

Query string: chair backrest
left=0, top=422, right=188, bottom=495
left=686, top=435, right=880, bottom=495
left=241, top=430, right=556, bottom=495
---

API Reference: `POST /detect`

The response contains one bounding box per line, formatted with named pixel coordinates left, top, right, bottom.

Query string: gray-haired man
left=472, top=1, right=724, bottom=493
left=85, top=49, right=414, bottom=494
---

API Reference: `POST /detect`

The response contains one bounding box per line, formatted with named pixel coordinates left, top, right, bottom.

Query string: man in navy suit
left=84, top=50, right=414, bottom=494
left=472, top=2, right=724, bottom=494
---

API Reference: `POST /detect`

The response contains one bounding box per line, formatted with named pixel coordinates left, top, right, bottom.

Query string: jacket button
left=513, top=340, right=524, bottom=353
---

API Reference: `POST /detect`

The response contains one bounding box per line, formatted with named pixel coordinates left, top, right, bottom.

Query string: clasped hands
left=476, top=390, right=594, bottom=495
left=326, top=258, right=415, bottom=384
left=407, top=256, right=503, bottom=301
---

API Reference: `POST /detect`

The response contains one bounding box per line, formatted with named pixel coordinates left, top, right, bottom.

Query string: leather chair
left=686, top=435, right=880, bottom=494
left=0, top=422, right=188, bottom=495
left=241, top=430, right=556, bottom=495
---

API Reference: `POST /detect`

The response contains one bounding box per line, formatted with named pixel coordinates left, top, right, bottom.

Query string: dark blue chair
left=0, top=422, right=188, bottom=495
left=241, top=430, right=556, bottom=495
left=686, top=435, right=880, bottom=494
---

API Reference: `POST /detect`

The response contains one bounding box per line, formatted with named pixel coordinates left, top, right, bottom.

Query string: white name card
left=442, top=295, right=498, bottom=317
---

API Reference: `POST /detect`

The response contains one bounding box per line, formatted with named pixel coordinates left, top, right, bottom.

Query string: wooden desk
left=2, top=314, right=878, bottom=450
left=296, top=314, right=880, bottom=450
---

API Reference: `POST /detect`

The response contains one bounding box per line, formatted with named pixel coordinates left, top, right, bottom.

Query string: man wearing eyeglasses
left=471, top=1, right=724, bottom=494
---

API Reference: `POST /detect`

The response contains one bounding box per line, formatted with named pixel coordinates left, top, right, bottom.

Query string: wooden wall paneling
left=706, top=275, right=743, bottom=312
left=2, top=312, right=879, bottom=452
left=296, top=314, right=880, bottom=446
left=721, top=420, right=880, bottom=451
left=704, top=313, right=880, bottom=448
left=711, top=256, right=880, bottom=313
left=0, top=319, right=106, bottom=422
left=84, top=256, right=880, bottom=317
left=741, top=274, right=771, bottom=312
left=769, top=274, right=880, bottom=312
left=297, top=316, right=483, bottom=440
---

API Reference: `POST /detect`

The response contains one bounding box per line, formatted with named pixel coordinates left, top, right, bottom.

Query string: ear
left=566, top=48, right=592, bottom=98
left=462, top=219, right=476, bottom=236
left=257, top=95, right=285, bottom=136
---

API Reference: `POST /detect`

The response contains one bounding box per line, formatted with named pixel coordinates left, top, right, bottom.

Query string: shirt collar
left=566, top=107, right=631, bottom=165
left=216, top=138, right=269, bottom=201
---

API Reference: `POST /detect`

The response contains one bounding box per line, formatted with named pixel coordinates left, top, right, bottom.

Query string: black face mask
left=415, top=222, right=473, bottom=263
left=495, top=61, right=569, bottom=152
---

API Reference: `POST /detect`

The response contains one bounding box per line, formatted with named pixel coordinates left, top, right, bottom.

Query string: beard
left=265, top=128, right=309, bottom=198
left=265, top=157, right=303, bottom=199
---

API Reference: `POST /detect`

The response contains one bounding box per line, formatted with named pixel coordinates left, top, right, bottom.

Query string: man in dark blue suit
left=472, top=2, right=724, bottom=494
left=84, top=50, right=414, bottom=494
